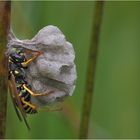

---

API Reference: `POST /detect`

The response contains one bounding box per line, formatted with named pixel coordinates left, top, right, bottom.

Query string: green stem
left=79, top=1, right=104, bottom=139
left=0, top=1, right=11, bottom=138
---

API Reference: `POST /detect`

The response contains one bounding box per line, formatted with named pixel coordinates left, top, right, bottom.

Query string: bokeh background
left=6, top=1, right=140, bottom=139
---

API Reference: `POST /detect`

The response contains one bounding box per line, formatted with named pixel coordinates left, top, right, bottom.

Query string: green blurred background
left=6, top=1, right=140, bottom=139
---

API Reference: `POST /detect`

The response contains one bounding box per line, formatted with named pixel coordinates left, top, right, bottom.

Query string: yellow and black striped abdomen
left=23, top=103, right=37, bottom=114
left=18, top=85, right=37, bottom=114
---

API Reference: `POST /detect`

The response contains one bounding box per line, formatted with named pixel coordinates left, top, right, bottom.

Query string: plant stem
left=79, top=1, right=104, bottom=139
left=0, top=1, right=11, bottom=138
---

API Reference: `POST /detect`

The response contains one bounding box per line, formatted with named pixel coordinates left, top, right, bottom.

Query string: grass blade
left=79, top=1, right=104, bottom=139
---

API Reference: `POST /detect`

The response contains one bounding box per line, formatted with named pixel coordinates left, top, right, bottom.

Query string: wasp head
left=10, top=48, right=26, bottom=63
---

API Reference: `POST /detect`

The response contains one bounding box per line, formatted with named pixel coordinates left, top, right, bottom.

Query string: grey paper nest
left=7, top=25, right=77, bottom=107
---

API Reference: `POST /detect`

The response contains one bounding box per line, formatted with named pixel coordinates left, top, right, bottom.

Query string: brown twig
left=0, top=1, right=11, bottom=138
left=79, top=1, right=104, bottom=139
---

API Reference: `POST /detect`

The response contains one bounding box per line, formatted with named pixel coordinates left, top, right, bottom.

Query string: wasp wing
left=9, top=73, right=30, bottom=130
left=6, top=54, right=23, bottom=121
left=8, top=81, right=22, bottom=121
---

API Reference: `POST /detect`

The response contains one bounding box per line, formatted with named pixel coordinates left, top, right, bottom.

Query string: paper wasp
left=8, top=47, right=53, bottom=130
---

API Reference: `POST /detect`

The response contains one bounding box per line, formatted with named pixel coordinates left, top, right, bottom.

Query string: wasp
left=8, top=47, right=53, bottom=130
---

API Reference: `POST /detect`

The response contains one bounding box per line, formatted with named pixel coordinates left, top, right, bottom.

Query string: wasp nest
left=7, top=25, right=77, bottom=107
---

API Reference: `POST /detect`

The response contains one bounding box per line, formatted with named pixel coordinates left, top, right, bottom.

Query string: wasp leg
left=21, top=98, right=37, bottom=109
left=21, top=51, right=43, bottom=67
left=23, top=84, right=54, bottom=97
left=39, top=107, right=63, bottom=112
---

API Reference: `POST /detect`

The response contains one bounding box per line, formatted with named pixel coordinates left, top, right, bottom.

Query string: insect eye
left=17, top=50, right=21, bottom=53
